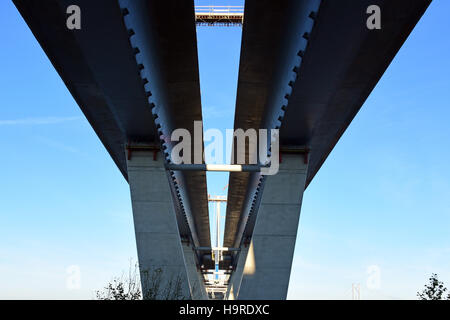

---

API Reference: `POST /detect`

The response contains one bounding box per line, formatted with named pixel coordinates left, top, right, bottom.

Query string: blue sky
left=0, top=0, right=449, bottom=299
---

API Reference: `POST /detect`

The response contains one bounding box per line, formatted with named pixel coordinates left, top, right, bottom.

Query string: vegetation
left=95, top=262, right=188, bottom=300
left=417, top=273, right=450, bottom=300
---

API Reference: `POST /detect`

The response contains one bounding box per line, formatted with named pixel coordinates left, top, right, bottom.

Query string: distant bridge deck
left=195, top=6, right=244, bottom=26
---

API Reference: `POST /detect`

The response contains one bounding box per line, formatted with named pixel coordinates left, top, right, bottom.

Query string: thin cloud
left=0, top=116, right=81, bottom=126
left=35, top=136, right=79, bottom=154
left=202, top=106, right=233, bottom=119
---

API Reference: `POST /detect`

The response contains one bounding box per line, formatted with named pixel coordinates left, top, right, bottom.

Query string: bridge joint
left=126, top=142, right=160, bottom=161
left=280, top=146, right=310, bottom=164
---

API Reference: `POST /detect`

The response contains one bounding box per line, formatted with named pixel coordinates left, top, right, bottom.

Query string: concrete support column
left=238, top=154, right=308, bottom=300
left=225, top=246, right=249, bottom=300
left=182, top=243, right=208, bottom=300
left=126, top=150, right=191, bottom=299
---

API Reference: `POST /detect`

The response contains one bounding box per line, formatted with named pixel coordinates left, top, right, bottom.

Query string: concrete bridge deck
left=14, top=0, right=431, bottom=299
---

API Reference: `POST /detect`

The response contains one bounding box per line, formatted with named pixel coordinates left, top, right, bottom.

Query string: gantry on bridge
left=195, top=6, right=244, bottom=26
left=13, top=0, right=431, bottom=300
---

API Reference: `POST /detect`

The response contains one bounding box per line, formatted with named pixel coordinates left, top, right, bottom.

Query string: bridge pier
left=225, top=245, right=249, bottom=300
left=237, top=154, right=308, bottom=300
left=182, top=243, right=209, bottom=300
left=126, top=150, right=191, bottom=299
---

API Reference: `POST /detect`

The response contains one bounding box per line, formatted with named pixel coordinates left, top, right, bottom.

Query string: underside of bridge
left=14, top=0, right=431, bottom=299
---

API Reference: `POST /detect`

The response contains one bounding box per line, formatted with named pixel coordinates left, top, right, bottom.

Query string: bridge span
left=14, top=0, right=431, bottom=299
